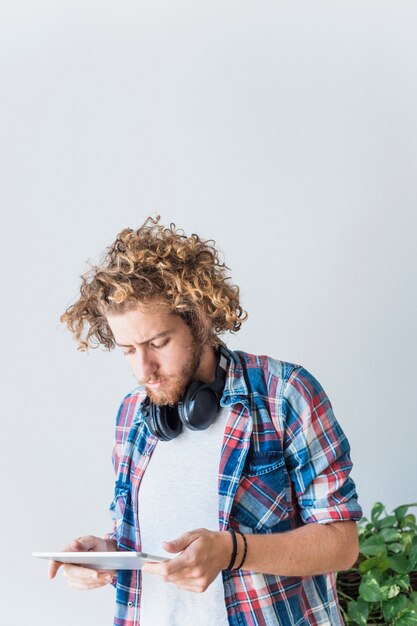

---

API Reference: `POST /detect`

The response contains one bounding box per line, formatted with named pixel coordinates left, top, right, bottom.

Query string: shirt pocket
left=230, top=450, right=290, bottom=532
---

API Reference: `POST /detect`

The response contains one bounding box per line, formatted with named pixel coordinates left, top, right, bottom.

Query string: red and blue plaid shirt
left=104, top=346, right=362, bottom=625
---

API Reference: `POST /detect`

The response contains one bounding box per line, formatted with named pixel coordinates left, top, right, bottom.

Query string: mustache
left=131, top=371, right=167, bottom=386
left=142, top=376, right=166, bottom=384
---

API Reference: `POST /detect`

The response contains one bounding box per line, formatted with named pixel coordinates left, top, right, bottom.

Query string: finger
left=69, top=537, right=96, bottom=551
left=65, top=570, right=114, bottom=586
left=142, top=561, right=167, bottom=576
left=48, top=537, right=91, bottom=579
left=173, top=581, right=198, bottom=592
left=63, top=565, right=116, bottom=580
left=143, top=551, right=194, bottom=577
left=67, top=578, right=112, bottom=591
left=162, top=530, right=201, bottom=554
left=62, top=564, right=102, bottom=581
left=48, top=559, right=62, bottom=579
left=143, top=563, right=194, bottom=582
left=163, top=567, right=196, bottom=583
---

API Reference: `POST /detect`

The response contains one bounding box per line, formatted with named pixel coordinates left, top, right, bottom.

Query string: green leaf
left=394, top=574, right=411, bottom=591
left=389, top=543, right=406, bottom=555
left=394, top=506, right=412, bottom=523
left=388, top=555, right=411, bottom=574
left=380, top=528, right=404, bottom=543
left=409, top=592, right=417, bottom=609
left=371, top=502, right=385, bottom=524
left=359, top=576, right=384, bottom=602
left=402, top=514, right=417, bottom=528
left=347, top=598, right=369, bottom=626
left=382, top=594, right=408, bottom=621
left=370, top=569, right=383, bottom=583
left=378, top=515, right=399, bottom=529
left=409, top=544, right=417, bottom=570
left=358, top=523, right=370, bottom=533
left=393, top=608, right=417, bottom=625
left=401, top=532, right=415, bottom=551
left=394, top=504, right=417, bottom=524
left=359, top=555, right=390, bottom=573
left=360, top=535, right=386, bottom=557
left=380, top=583, right=401, bottom=600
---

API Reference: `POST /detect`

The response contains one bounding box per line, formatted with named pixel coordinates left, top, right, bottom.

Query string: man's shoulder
left=233, top=348, right=302, bottom=382
left=228, top=348, right=329, bottom=404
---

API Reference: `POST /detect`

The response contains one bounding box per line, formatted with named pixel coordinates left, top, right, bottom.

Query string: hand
left=142, top=528, right=232, bottom=593
left=48, top=535, right=117, bottom=590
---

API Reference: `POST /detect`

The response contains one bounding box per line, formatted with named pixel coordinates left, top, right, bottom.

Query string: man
left=49, top=215, right=362, bottom=626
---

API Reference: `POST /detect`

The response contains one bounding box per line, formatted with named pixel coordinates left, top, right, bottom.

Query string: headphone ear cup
left=145, top=403, right=182, bottom=441
left=177, top=380, right=200, bottom=427
left=179, top=381, right=219, bottom=431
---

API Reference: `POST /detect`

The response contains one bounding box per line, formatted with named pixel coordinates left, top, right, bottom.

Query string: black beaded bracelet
left=225, top=528, right=238, bottom=571
left=234, top=530, right=248, bottom=570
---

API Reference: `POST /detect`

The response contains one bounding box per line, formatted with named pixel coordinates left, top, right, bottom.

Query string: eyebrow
left=115, top=330, right=172, bottom=348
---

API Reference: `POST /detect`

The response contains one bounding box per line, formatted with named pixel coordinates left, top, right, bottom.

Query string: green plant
left=337, top=502, right=417, bottom=625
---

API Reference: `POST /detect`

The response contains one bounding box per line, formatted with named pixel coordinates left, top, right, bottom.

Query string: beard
left=145, top=338, right=204, bottom=406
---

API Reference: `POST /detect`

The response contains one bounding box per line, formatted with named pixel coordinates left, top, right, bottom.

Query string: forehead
left=106, top=305, right=186, bottom=343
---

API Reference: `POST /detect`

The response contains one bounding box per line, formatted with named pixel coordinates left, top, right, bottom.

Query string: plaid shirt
left=104, top=346, right=362, bottom=626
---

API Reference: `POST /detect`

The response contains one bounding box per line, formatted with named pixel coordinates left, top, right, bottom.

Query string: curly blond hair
left=61, top=215, right=248, bottom=351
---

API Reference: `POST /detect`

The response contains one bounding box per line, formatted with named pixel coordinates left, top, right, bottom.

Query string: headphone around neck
left=141, top=345, right=230, bottom=442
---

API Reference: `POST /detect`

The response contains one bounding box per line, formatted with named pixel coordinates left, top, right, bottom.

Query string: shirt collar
left=220, top=345, right=250, bottom=406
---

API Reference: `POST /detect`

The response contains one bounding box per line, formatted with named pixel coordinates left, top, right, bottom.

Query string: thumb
left=162, top=531, right=199, bottom=554
left=69, top=535, right=97, bottom=552
left=48, top=535, right=95, bottom=580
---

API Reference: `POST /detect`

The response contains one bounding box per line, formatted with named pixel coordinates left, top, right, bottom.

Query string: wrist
left=223, top=528, right=248, bottom=571
left=234, top=530, right=248, bottom=569
left=219, top=531, right=235, bottom=570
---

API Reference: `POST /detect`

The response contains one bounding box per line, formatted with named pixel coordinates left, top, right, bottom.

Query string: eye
left=151, top=339, right=169, bottom=350
left=123, top=348, right=135, bottom=356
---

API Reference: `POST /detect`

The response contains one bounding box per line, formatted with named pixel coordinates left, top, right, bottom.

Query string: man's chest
left=116, top=399, right=292, bottom=542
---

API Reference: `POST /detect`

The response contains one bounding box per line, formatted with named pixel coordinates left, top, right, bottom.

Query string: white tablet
left=32, top=551, right=169, bottom=570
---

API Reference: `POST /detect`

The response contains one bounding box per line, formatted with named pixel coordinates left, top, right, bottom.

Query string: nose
left=131, top=347, right=159, bottom=383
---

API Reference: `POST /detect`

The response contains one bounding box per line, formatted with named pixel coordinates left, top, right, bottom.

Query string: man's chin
left=146, top=387, right=183, bottom=407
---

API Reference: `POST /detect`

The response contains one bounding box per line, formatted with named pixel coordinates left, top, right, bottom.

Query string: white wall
left=1, top=1, right=416, bottom=624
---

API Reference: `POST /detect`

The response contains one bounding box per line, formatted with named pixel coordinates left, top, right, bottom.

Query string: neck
left=195, top=344, right=218, bottom=383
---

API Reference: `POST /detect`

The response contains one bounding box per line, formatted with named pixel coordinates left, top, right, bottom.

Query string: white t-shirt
left=139, top=406, right=230, bottom=626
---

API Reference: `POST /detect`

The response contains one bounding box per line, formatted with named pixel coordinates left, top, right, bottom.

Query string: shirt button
left=128, top=601, right=134, bottom=607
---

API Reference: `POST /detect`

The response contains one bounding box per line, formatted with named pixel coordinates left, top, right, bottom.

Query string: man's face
left=106, top=305, right=204, bottom=406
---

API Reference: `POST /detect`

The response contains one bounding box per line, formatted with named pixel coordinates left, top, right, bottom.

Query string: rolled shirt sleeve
left=282, top=366, right=363, bottom=524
